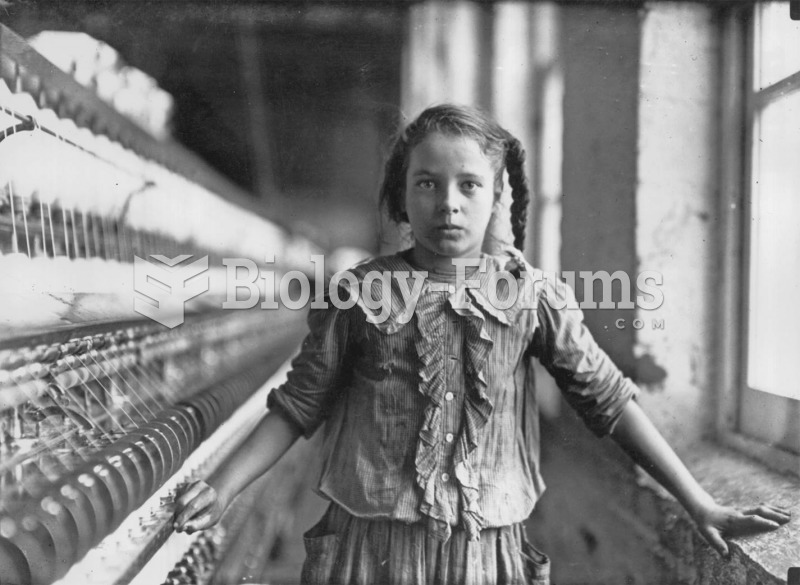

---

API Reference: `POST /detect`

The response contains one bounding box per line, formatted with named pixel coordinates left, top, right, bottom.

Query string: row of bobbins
left=0, top=363, right=271, bottom=585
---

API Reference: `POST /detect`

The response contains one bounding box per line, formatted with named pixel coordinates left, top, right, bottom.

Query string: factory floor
left=259, top=488, right=329, bottom=585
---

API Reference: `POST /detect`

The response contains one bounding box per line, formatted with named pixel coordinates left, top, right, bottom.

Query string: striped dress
left=269, top=248, right=638, bottom=585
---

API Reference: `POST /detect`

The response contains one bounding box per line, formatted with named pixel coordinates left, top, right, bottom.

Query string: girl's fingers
left=174, top=486, right=217, bottom=529
left=175, top=481, right=207, bottom=509
left=761, top=504, right=791, bottom=515
left=182, top=508, right=220, bottom=533
left=725, top=514, right=781, bottom=537
left=742, top=504, right=792, bottom=524
left=174, top=499, right=210, bottom=530
left=695, top=503, right=791, bottom=559
left=702, top=526, right=729, bottom=558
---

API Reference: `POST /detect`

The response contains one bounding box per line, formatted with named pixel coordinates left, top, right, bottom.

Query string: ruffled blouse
left=268, top=248, right=638, bottom=542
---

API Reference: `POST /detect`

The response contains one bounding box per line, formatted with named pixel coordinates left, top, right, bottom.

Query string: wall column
left=560, top=3, right=641, bottom=374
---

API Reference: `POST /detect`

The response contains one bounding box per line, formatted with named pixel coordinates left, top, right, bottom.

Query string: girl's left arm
left=610, top=399, right=792, bottom=557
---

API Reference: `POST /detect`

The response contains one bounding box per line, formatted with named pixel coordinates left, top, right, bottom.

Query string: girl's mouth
left=435, top=225, right=464, bottom=238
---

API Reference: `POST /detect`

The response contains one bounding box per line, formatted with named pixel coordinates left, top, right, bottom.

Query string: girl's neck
left=405, top=247, right=482, bottom=278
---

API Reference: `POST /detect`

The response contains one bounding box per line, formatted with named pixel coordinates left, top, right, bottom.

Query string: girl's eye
left=462, top=181, right=481, bottom=191
left=417, top=180, right=435, bottom=190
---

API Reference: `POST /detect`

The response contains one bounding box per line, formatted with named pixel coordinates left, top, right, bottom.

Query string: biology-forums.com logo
left=133, top=254, right=665, bottom=329
left=133, top=255, right=209, bottom=328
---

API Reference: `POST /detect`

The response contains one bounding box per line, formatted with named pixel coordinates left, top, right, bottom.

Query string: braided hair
left=380, top=104, right=530, bottom=251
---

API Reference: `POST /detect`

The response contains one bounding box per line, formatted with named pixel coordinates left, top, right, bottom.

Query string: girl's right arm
left=174, top=287, right=355, bottom=532
left=173, top=409, right=303, bottom=533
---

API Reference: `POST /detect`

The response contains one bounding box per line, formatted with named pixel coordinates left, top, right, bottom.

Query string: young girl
left=174, top=104, right=790, bottom=584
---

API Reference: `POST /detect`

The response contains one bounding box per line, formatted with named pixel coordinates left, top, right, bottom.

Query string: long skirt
left=300, top=503, right=551, bottom=585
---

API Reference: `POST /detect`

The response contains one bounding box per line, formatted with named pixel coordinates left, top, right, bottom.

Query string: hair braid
left=505, top=136, right=530, bottom=252
left=379, top=137, right=410, bottom=223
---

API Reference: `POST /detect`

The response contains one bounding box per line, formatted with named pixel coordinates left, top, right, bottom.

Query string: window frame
left=717, top=3, right=800, bottom=477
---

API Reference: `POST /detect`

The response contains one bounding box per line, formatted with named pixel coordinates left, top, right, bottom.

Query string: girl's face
left=404, top=132, right=498, bottom=268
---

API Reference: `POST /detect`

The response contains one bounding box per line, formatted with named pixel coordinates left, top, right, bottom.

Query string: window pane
left=755, top=2, right=800, bottom=90
left=747, top=92, right=800, bottom=400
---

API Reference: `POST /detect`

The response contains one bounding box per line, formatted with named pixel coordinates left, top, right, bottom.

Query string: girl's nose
left=438, top=185, right=460, bottom=214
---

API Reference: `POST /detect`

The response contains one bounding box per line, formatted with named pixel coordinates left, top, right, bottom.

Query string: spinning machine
left=0, top=23, right=322, bottom=585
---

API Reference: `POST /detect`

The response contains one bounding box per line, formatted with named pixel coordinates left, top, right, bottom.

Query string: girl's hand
left=692, top=500, right=792, bottom=557
left=173, top=480, right=228, bottom=534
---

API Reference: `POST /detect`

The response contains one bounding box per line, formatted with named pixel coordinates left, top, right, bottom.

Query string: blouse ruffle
left=413, top=282, right=496, bottom=542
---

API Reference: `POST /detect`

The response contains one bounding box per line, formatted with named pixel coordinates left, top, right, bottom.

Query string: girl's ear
left=492, top=196, right=503, bottom=214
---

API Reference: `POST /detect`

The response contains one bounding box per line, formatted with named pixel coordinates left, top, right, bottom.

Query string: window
left=731, top=2, right=800, bottom=469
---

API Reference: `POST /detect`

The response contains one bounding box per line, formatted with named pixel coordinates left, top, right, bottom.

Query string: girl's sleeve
left=267, top=297, right=352, bottom=439
left=531, top=277, right=640, bottom=437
